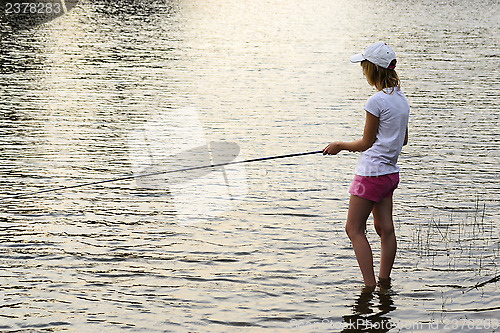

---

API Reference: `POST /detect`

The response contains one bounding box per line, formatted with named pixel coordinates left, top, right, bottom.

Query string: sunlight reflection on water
left=0, top=0, right=499, bottom=331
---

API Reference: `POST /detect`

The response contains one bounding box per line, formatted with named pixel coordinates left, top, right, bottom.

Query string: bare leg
left=373, top=196, right=396, bottom=280
left=345, top=195, right=376, bottom=287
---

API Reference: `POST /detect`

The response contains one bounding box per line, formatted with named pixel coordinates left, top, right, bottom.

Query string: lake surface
left=0, top=0, right=499, bottom=331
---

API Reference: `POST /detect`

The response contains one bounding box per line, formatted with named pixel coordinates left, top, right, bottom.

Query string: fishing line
left=2, top=150, right=324, bottom=200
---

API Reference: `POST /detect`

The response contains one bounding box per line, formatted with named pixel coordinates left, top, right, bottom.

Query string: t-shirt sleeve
left=364, top=93, right=383, bottom=118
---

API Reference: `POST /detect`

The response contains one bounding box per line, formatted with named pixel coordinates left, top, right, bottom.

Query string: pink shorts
left=348, top=173, right=399, bottom=203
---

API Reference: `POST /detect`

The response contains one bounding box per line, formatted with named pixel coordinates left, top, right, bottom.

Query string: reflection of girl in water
left=342, top=285, right=396, bottom=332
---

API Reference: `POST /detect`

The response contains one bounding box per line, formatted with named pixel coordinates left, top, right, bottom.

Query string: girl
left=323, top=42, right=410, bottom=288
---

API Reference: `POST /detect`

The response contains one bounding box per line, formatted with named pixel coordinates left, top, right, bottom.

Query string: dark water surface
left=0, top=0, right=499, bottom=331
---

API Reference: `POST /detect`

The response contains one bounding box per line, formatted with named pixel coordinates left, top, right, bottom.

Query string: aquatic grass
left=396, top=200, right=500, bottom=320
left=466, top=274, right=500, bottom=292
left=405, top=199, right=499, bottom=280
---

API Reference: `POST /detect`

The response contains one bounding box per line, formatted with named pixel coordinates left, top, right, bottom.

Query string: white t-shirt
left=355, top=87, right=410, bottom=177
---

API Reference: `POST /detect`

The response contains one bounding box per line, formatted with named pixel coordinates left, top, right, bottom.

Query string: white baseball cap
left=350, top=42, right=397, bottom=69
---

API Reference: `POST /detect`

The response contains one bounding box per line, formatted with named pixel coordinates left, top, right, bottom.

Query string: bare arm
left=403, top=127, right=408, bottom=146
left=323, top=111, right=379, bottom=155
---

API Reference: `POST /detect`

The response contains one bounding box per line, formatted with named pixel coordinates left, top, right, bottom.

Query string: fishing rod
left=1, top=150, right=324, bottom=201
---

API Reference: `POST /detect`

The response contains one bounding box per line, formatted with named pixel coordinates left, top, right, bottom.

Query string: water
left=0, top=0, right=499, bottom=331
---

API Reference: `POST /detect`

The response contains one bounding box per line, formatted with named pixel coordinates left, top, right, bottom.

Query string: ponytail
left=361, top=60, right=400, bottom=93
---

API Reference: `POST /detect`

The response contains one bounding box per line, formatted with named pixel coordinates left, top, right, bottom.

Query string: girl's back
left=356, top=88, right=409, bottom=177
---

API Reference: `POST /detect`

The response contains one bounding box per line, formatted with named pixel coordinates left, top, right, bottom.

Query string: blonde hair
left=361, top=60, right=400, bottom=93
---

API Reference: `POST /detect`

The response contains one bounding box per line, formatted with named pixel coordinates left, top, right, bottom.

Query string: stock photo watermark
left=1, top=0, right=79, bottom=27
left=289, top=318, right=500, bottom=331
left=127, top=106, right=248, bottom=225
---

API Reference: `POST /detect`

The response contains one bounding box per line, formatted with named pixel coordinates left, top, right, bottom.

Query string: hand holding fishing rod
left=322, top=141, right=343, bottom=155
